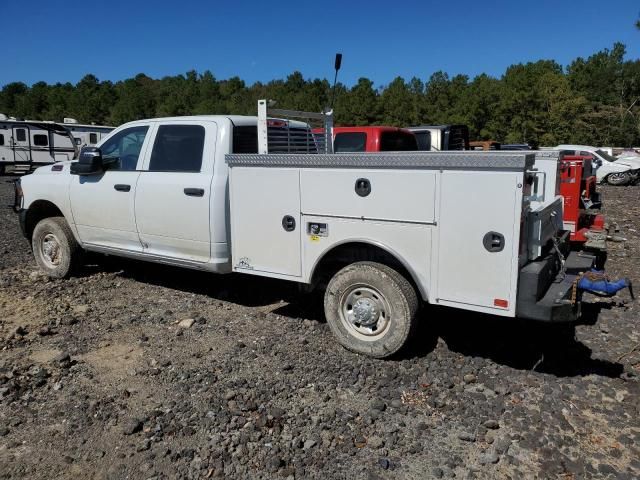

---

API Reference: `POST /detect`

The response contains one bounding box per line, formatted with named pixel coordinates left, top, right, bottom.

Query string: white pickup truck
left=14, top=102, right=598, bottom=358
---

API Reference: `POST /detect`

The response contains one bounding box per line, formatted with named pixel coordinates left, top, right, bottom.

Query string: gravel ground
left=0, top=176, right=638, bottom=479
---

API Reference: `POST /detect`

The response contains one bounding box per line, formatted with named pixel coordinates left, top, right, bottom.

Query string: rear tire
left=32, top=217, right=82, bottom=278
left=324, top=261, right=419, bottom=358
left=606, top=172, right=631, bottom=186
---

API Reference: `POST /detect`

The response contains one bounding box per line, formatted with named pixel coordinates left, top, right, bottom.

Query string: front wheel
left=32, top=217, right=82, bottom=278
left=324, top=261, right=419, bottom=358
left=606, top=172, right=631, bottom=186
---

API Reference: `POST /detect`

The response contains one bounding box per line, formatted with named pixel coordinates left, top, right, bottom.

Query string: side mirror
left=70, top=147, right=104, bottom=175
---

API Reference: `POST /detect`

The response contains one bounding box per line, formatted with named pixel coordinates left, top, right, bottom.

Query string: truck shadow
left=82, top=254, right=307, bottom=308
left=403, top=303, right=624, bottom=379
left=83, top=256, right=623, bottom=379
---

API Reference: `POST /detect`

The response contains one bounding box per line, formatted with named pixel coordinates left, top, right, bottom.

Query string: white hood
left=615, top=156, right=640, bottom=169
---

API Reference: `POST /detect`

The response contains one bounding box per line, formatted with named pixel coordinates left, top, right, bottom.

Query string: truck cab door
left=69, top=124, right=151, bottom=251
left=134, top=121, right=214, bottom=264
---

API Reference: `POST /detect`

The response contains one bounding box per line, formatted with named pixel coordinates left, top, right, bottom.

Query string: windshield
left=595, top=149, right=617, bottom=162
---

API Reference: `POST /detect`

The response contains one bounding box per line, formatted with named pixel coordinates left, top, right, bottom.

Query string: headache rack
left=257, top=99, right=333, bottom=154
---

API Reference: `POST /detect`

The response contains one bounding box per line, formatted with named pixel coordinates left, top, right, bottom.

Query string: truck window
left=101, top=126, right=149, bottom=171
left=414, top=131, right=431, bottom=151
left=149, top=125, right=205, bottom=172
left=334, top=132, right=367, bottom=152
left=16, top=129, right=26, bottom=142
left=380, top=131, right=418, bottom=151
left=33, top=134, right=48, bottom=146
left=232, top=126, right=258, bottom=153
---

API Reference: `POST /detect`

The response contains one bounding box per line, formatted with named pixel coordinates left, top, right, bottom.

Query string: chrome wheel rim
left=339, top=285, right=391, bottom=341
left=41, top=233, right=62, bottom=267
left=608, top=172, right=628, bottom=184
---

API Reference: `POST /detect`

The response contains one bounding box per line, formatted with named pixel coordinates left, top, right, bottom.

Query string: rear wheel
left=324, top=261, right=419, bottom=358
left=606, top=172, right=631, bottom=186
left=32, top=217, right=82, bottom=278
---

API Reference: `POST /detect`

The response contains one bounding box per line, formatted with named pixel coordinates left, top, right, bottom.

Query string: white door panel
left=135, top=172, right=211, bottom=261
left=69, top=123, right=152, bottom=251
left=70, top=171, right=142, bottom=250
left=300, top=169, right=436, bottom=224
left=134, top=121, right=216, bottom=264
left=437, top=170, right=520, bottom=311
left=230, top=167, right=301, bottom=277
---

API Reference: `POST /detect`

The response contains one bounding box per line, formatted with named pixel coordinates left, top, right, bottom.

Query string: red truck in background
left=560, top=154, right=607, bottom=254
left=316, top=126, right=418, bottom=152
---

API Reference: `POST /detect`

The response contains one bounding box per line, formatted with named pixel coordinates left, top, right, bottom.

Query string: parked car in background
left=556, top=144, right=640, bottom=185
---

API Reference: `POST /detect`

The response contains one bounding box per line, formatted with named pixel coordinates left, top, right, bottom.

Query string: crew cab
left=15, top=102, right=602, bottom=358
left=556, top=144, right=640, bottom=185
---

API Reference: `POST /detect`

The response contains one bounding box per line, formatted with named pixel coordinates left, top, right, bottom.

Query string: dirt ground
left=0, top=176, right=638, bottom=479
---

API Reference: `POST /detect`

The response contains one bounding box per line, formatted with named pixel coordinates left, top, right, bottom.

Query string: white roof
left=555, top=145, right=600, bottom=152
left=120, top=115, right=309, bottom=128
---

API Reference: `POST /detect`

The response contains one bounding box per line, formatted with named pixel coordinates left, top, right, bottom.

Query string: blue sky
left=4, top=0, right=640, bottom=88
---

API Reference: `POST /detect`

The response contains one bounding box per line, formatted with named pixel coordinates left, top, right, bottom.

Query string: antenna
left=330, top=53, right=342, bottom=110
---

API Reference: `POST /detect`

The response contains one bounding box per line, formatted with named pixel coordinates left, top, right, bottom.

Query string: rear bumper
left=516, top=248, right=596, bottom=323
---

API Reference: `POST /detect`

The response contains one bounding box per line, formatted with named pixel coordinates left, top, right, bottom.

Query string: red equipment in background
left=560, top=154, right=606, bottom=251
left=313, top=126, right=418, bottom=152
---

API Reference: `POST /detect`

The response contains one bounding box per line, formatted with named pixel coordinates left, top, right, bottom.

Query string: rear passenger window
left=33, top=134, right=48, bottom=146
left=149, top=125, right=205, bottom=172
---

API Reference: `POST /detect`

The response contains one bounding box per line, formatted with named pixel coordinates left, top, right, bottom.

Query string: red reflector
left=494, top=299, right=509, bottom=308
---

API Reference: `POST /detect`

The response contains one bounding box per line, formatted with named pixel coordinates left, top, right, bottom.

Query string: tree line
left=1, top=42, right=640, bottom=147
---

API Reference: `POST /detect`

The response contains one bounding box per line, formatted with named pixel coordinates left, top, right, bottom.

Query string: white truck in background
left=14, top=101, right=601, bottom=358
left=406, top=124, right=469, bottom=151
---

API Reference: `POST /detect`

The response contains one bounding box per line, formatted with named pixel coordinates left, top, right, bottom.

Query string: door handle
left=114, top=184, right=131, bottom=192
left=483, top=231, right=505, bottom=252
left=184, top=188, right=205, bottom=197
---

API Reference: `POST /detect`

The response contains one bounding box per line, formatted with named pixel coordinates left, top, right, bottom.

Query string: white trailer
left=15, top=102, right=603, bottom=358
left=60, top=118, right=114, bottom=149
left=0, top=115, right=79, bottom=174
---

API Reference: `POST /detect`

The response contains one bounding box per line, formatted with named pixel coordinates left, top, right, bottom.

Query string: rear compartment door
left=437, top=170, right=521, bottom=312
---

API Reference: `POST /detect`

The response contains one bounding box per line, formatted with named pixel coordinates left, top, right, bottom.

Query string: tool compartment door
left=229, top=167, right=301, bottom=277
left=437, top=170, right=520, bottom=312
